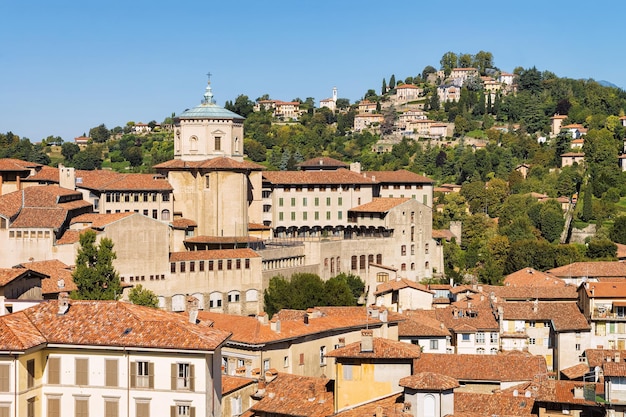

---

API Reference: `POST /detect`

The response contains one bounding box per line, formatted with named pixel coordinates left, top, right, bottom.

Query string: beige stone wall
left=176, top=119, right=244, bottom=162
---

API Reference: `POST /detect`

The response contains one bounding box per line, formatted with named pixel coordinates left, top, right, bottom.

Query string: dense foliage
left=263, top=273, right=365, bottom=318
left=71, top=230, right=122, bottom=300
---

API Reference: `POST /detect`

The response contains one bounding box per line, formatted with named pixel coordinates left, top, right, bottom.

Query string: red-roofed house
left=374, top=278, right=434, bottom=311
left=578, top=281, right=626, bottom=351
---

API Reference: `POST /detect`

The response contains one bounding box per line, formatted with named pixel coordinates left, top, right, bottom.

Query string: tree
left=440, top=52, right=458, bottom=77
left=128, top=284, right=159, bottom=307
left=72, top=230, right=122, bottom=300
left=89, top=124, right=110, bottom=143
left=61, top=142, right=80, bottom=162
left=226, top=94, right=254, bottom=117
left=473, top=51, right=494, bottom=75
left=458, top=53, right=473, bottom=68
left=124, top=146, right=144, bottom=167
left=381, top=78, right=387, bottom=95
left=389, top=74, right=396, bottom=90
left=421, top=65, right=437, bottom=80
left=72, top=146, right=103, bottom=170
left=586, top=238, right=617, bottom=259
left=610, top=216, right=626, bottom=244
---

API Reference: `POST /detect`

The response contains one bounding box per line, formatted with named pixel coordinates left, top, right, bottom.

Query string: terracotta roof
left=0, top=190, right=23, bottom=218
left=0, top=269, right=44, bottom=287
left=536, top=380, right=600, bottom=405
left=432, top=229, right=455, bottom=240
left=154, top=157, right=264, bottom=171
left=364, top=170, right=434, bottom=184
left=95, top=173, right=173, bottom=191
left=435, top=305, right=499, bottom=332
left=0, top=300, right=231, bottom=352
left=584, top=349, right=626, bottom=367
left=504, top=268, right=567, bottom=287
left=198, top=307, right=401, bottom=346
left=499, top=301, right=589, bottom=332
left=454, top=391, right=535, bottom=416
left=399, top=310, right=450, bottom=337
left=248, top=222, right=271, bottom=230
left=263, top=169, right=375, bottom=185
left=23, top=165, right=59, bottom=182
left=396, top=83, right=420, bottom=89
left=485, top=284, right=578, bottom=301
left=415, top=352, right=547, bottom=382
left=169, top=249, right=260, bottom=262
left=297, top=157, right=348, bottom=168
left=560, top=363, right=590, bottom=380
left=582, top=281, right=626, bottom=298
left=14, top=260, right=77, bottom=295
left=548, top=262, right=626, bottom=279
left=326, top=337, right=422, bottom=359
left=400, top=372, right=459, bottom=390
left=71, top=212, right=135, bottom=228
left=348, top=197, right=411, bottom=213
left=0, top=158, right=41, bottom=171
left=251, top=373, right=333, bottom=417
left=561, top=152, right=585, bottom=157
left=9, top=207, right=68, bottom=229
left=222, top=375, right=256, bottom=395
left=184, top=236, right=264, bottom=244
left=172, top=218, right=198, bottom=229
left=334, top=394, right=411, bottom=417
left=375, top=278, right=433, bottom=295
left=55, top=229, right=85, bottom=245
left=604, top=361, right=626, bottom=377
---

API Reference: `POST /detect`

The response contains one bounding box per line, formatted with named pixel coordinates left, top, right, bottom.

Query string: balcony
left=592, top=309, right=626, bottom=321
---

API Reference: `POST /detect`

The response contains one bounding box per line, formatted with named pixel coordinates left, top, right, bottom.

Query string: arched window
left=336, top=257, right=341, bottom=273
left=189, top=135, right=198, bottom=151
left=171, top=294, right=186, bottom=312
left=377, top=272, right=389, bottom=283
left=368, top=254, right=374, bottom=265
left=424, top=394, right=436, bottom=417
left=425, top=261, right=430, bottom=269
left=351, top=256, right=357, bottom=270
left=401, top=263, right=406, bottom=271
left=411, top=263, right=415, bottom=270
left=376, top=254, right=382, bottom=264
left=209, top=292, right=223, bottom=308
left=477, top=347, right=485, bottom=355
left=330, top=258, right=335, bottom=274
left=246, top=289, right=258, bottom=302
left=228, top=291, right=240, bottom=303
left=161, top=209, right=170, bottom=221
left=359, top=255, right=366, bottom=270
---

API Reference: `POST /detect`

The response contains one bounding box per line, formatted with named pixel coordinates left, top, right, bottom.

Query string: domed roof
left=177, top=80, right=244, bottom=120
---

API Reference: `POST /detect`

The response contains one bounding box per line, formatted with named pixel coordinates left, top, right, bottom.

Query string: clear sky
left=2, top=0, right=624, bottom=142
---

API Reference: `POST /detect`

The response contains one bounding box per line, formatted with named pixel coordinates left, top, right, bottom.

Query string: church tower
left=332, top=86, right=337, bottom=102
left=155, top=77, right=264, bottom=242
left=174, top=77, right=244, bottom=162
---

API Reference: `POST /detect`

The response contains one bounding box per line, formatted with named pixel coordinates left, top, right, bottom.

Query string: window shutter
left=130, top=362, right=136, bottom=388
left=171, top=363, right=177, bottom=390
left=170, top=406, right=176, bottom=417
left=105, top=359, right=118, bottom=387
left=190, top=407, right=196, bottom=417
left=47, top=398, right=60, bottom=417
left=148, top=362, right=155, bottom=388
left=0, top=405, right=9, bottom=417
left=47, top=357, right=60, bottom=385
left=75, top=358, right=88, bottom=385
left=190, top=364, right=195, bottom=392
left=0, top=364, right=9, bottom=392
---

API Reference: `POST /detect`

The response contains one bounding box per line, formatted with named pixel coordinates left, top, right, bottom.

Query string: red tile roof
left=504, top=268, right=567, bottom=287
left=0, top=269, right=45, bottom=287
left=454, top=391, right=535, bottom=416
left=560, top=363, right=590, bottom=380
left=584, top=349, right=626, bottom=367
left=14, top=260, right=77, bottom=295
left=23, top=165, right=59, bottom=182
left=499, top=302, right=590, bottom=332
left=485, top=284, right=578, bottom=301
left=222, top=375, right=256, bottom=395
left=604, top=361, right=626, bottom=377
left=10, top=207, right=68, bottom=229
left=400, top=372, right=459, bottom=390
left=432, top=229, right=455, bottom=240
left=435, top=305, right=499, bottom=332
left=415, top=352, right=547, bottom=382
left=582, top=281, right=626, bottom=298
left=399, top=310, right=450, bottom=337
left=71, top=212, right=135, bottom=228
left=375, top=278, right=433, bottom=295
left=0, top=300, right=231, bottom=352
left=0, top=158, right=41, bottom=171
left=326, top=337, right=422, bottom=359
left=170, top=248, right=260, bottom=261
left=349, top=197, right=411, bottom=213
left=172, top=218, right=198, bottom=229
left=198, top=307, right=400, bottom=346
left=334, top=394, right=411, bottom=417
left=263, top=169, right=375, bottom=185
left=154, top=157, right=264, bottom=171
left=364, top=170, right=434, bottom=184
left=251, top=373, right=333, bottom=417
left=547, top=262, right=626, bottom=279
left=184, top=236, right=264, bottom=244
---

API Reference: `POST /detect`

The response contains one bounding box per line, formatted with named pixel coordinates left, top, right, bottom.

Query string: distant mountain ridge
left=598, top=80, right=622, bottom=89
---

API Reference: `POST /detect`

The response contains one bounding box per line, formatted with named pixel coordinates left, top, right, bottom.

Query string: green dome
left=177, top=80, right=244, bottom=120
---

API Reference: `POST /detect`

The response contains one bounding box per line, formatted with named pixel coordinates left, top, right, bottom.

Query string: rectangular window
left=303, top=197, right=307, bottom=206
left=136, top=401, right=150, bottom=417
left=290, top=212, right=295, bottom=221
left=227, top=260, right=232, bottom=270
left=209, top=261, right=214, bottom=271
left=245, top=259, right=250, bottom=269
left=264, top=359, right=270, bottom=371
left=401, top=245, right=407, bottom=256
left=326, top=197, right=331, bottom=206
left=175, top=405, right=192, bottom=417
left=218, top=260, right=223, bottom=270
left=105, top=359, right=118, bottom=387
left=284, top=356, right=289, bottom=368
left=326, top=211, right=331, bottom=220
left=199, top=261, right=205, bottom=272
left=171, top=263, right=176, bottom=273
left=278, top=212, right=284, bottom=221
left=75, top=398, right=89, bottom=417
left=27, top=398, right=35, bottom=417
left=215, top=136, right=221, bottom=151
left=314, top=211, right=319, bottom=220
left=236, top=259, right=241, bottom=269
left=152, top=209, right=157, bottom=219
left=105, top=399, right=119, bottom=417
left=0, top=364, right=9, bottom=392
left=75, top=358, right=88, bottom=386
left=476, top=332, right=485, bottom=344
left=174, top=363, right=193, bottom=390
left=180, top=262, right=186, bottom=273
left=490, top=333, right=498, bottom=343
left=342, top=364, right=353, bottom=381
left=279, top=198, right=284, bottom=207
left=291, top=198, right=295, bottom=206
left=338, top=211, right=342, bottom=220
left=430, top=340, right=439, bottom=350
left=576, top=343, right=581, bottom=351
left=27, top=359, right=35, bottom=388
left=299, top=354, right=304, bottom=366
left=189, top=261, right=195, bottom=272
left=47, top=397, right=60, bottom=417
left=338, top=197, right=342, bottom=206
left=319, top=346, right=326, bottom=365
left=314, top=197, right=319, bottom=206
left=529, top=338, right=536, bottom=345
left=303, top=212, right=307, bottom=221
left=134, top=361, right=152, bottom=388
left=462, top=334, right=470, bottom=342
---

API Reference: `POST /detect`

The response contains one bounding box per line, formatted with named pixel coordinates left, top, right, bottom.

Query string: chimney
left=573, top=386, right=584, bottom=399
left=57, top=292, right=70, bottom=315
left=533, top=299, right=538, bottom=313
left=270, top=319, right=281, bottom=333
left=361, top=329, right=374, bottom=353
left=187, top=296, right=199, bottom=324
left=257, top=312, right=268, bottom=325
left=350, top=162, right=361, bottom=173
left=59, top=165, right=76, bottom=190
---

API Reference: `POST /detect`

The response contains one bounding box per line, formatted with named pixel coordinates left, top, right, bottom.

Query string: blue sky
left=2, top=0, right=624, bottom=142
